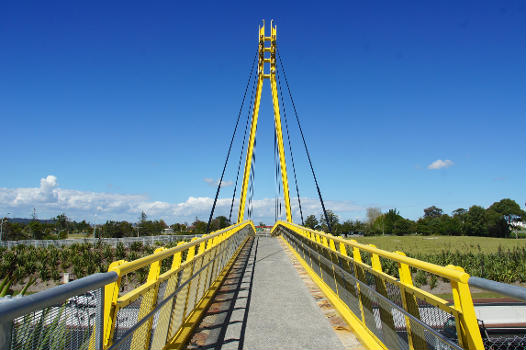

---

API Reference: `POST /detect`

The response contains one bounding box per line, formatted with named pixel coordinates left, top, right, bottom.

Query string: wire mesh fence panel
left=407, top=316, right=463, bottom=350
left=0, top=235, right=203, bottom=249
left=112, top=297, right=142, bottom=349
left=10, top=289, right=100, bottom=350
left=318, top=246, right=338, bottom=293
left=334, top=254, right=362, bottom=321
left=110, top=306, right=164, bottom=350
left=482, top=334, right=526, bottom=350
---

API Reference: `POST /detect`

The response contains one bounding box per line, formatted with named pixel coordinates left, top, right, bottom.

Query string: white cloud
left=427, top=159, right=454, bottom=170
left=204, top=178, right=233, bottom=187
left=0, top=175, right=363, bottom=224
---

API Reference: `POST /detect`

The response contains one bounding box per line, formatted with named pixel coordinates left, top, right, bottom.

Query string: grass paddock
left=352, top=235, right=525, bottom=255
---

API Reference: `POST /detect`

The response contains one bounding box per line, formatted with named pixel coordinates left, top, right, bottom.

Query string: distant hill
left=8, top=218, right=55, bottom=224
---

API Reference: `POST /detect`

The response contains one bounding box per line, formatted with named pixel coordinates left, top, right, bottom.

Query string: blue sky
left=0, top=1, right=524, bottom=224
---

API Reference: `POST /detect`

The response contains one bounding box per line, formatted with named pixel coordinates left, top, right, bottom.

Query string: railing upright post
left=369, top=244, right=398, bottom=349
left=95, top=286, right=105, bottom=350
left=152, top=242, right=185, bottom=349
left=338, top=242, right=356, bottom=292
left=349, top=240, right=368, bottom=324
left=181, top=238, right=198, bottom=319
left=130, top=247, right=166, bottom=350
left=448, top=265, right=484, bottom=350
left=190, top=237, right=207, bottom=308
left=395, top=251, right=427, bottom=350
left=104, top=260, right=126, bottom=348
left=328, top=238, right=340, bottom=295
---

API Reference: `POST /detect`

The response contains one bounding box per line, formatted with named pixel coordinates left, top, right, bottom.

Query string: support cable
left=276, top=48, right=333, bottom=233
left=206, top=51, right=257, bottom=233
left=276, top=68, right=305, bottom=225
left=228, top=67, right=258, bottom=223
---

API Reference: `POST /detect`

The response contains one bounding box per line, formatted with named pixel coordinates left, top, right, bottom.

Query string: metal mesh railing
left=104, top=221, right=254, bottom=350
left=0, top=272, right=117, bottom=350
left=9, top=289, right=101, bottom=350
left=482, top=335, right=526, bottom=350
left=276, top=222, right=477, bottom=350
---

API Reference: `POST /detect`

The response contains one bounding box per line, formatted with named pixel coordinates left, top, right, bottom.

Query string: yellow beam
left=270, top=73, right=292, bottom=222
left=237, top=73, right=263, bottom=222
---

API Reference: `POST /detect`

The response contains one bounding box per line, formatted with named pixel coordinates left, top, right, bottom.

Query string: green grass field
left=352, top=235, right=526, bottom=255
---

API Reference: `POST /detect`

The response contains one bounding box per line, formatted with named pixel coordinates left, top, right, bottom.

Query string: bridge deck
left=183, top=234, right=354, bottom=350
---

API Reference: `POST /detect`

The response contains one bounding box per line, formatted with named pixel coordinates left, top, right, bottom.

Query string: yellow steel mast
left=237, top=20, right=293, bottom=223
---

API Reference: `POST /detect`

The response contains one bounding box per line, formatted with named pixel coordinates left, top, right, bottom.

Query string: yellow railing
left=272, top=221, right=484, bottom=350
left=102, top=220, right=255, bottom=350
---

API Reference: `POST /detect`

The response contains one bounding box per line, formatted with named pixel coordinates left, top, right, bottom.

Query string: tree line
left=1, top=211, right=232, bottom=241
left=304, top=198, right=525, bottom=238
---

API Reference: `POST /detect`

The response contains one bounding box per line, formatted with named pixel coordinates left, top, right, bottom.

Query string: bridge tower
left=237, top=20, right=293, bottom=223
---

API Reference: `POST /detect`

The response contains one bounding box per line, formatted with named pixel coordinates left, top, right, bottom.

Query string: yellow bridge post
left=369, top=245, right=398, bottom=349
left=130, top=247, right=166, bottom=350
left=151, top=242, right=185, bottom=349
left=237, top=20, right=292, bottom=223
left=395, top=251, right=427, bottom=350
left=448, top=265, right=485, bottom=350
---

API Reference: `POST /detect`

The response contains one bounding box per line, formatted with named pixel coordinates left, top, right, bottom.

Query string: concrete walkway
left=186, top=235, right=347, bottom=350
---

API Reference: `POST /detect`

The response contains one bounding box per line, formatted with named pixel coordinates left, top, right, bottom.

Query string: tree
left=191, top=218, right=207, bottom=234
left=340, top=220, right=354, bottom=235
left=382, top=209, right=403, bottom=235
left=101, top=221, right=134, bottom=238
left=424, top=206, right=443, bottom=218
left=2, top=221, right=26, bottom=240
left=55, top=213, right=68, bottom=236
left=320, top=210, right=339, bottom=234
left=486, top=199, right=525, bottom=237
left=211, top=216, right=230, bottom=231
left=392, top=217, right=412, bottom=236
left=170, top=223, right=187, bottom=233
left=28, top=220, right=44, bottom=239
left=304, top=215, right=319, bottom=230
left=452, top=208, right=467, bottom=217
left=75, top=220, right=91, bottom=233
left=366, top=207, right=382, bottom=225
left=463, top=205, right=488, bottom=236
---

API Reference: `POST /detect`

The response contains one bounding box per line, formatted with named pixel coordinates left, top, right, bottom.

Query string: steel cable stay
left=206, top=50, right=258, bottom=234
left=276, top=48, right=333, bottom=233
left=228, top=64, right=259, bottom=223
left=276, top=67, right=304, bottom=225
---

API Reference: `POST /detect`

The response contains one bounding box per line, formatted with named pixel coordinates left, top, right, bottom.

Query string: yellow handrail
left=272, top=220, right=468, bottom=282
left=111, top=221, right=253, bottom=276
left=102, top=220, right=255, bottom=349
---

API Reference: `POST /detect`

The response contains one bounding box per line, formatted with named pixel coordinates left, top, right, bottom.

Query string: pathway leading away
left=185, top=234, right=353, bottom=350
